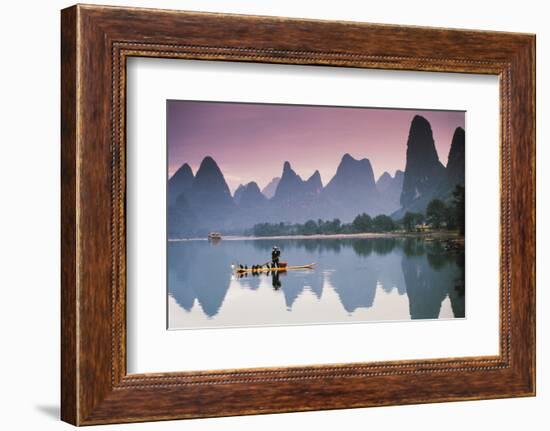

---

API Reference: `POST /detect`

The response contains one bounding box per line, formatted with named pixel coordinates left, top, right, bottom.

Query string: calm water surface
left=168, top=237, right=465, bottom=329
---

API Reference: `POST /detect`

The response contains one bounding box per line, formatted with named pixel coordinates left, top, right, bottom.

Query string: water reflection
left=168, top=237, right=465, bottom=329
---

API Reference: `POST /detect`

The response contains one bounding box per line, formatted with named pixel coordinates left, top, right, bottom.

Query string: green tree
left=372, top=214, right=397, bottom=232
left=445, top=205, right=457, bottom=230
left=352, top=213, right=373, bottom=232
left=339, top=223, right=354, bottom=234
left=253, top=222, right=278, bottom=237
left=322, top=218, right=341, bottom=234
left=426, top=199, right=447, bottom=229
left=452, top=185, right=465, bottom=235
left=303, top=219, right=318, bottom=235
left=402, top=211, right=424, bottom=232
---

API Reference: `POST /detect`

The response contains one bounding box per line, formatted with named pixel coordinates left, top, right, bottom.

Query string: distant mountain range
left=168, top=114, right=465, bottom=237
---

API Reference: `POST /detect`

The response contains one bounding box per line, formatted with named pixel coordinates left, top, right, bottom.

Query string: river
left=168, top=237, right=465, bottom=329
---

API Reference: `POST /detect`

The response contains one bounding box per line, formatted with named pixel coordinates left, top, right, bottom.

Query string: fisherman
left=271, top=246, right=281, bottom=268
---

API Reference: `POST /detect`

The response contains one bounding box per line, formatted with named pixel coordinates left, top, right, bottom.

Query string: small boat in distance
left=208, top=232, right=222, bottom=240
left=233, top=263, right=315, bottom=274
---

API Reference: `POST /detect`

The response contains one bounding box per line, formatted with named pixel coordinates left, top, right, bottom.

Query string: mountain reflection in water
left=168, top=237, right=465, bottom=329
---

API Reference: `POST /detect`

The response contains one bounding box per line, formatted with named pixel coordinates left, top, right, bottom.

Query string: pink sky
left=167, top=101, right=465, bottom=193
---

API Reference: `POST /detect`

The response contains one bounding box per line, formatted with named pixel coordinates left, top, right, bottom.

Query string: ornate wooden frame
left=61, top=4, right=536, bottom=425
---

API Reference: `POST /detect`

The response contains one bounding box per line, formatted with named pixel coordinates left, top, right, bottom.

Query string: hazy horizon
left=167, top=100, right=465, bottom=193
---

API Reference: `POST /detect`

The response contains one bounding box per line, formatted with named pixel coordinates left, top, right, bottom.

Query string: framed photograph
left=165, top=101, right=467, bottom=330
left=61, top=4, right=535, bottom=425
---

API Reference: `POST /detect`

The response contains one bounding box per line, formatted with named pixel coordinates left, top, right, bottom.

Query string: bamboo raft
left=233, top=263, right=315, bottom=274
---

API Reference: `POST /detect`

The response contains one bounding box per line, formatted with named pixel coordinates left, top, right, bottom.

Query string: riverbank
left=168, top=231, right=463, bottom=242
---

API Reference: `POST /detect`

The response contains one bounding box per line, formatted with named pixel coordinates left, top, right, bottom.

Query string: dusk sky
left=167, top=101, right=465, bottom=193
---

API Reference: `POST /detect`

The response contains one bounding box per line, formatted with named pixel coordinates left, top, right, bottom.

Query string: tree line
left=252, top=185, right=465, bottom=237
left=402, top=185, right=465, bottom=234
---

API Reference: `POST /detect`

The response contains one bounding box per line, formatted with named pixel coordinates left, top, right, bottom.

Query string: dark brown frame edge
left=61, top=4, right=535, bottom=426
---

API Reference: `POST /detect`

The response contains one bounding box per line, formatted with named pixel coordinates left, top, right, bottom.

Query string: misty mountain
left=168, top=163, right=194, bottom=206
left=272, top=162, right=304, bottom=204
left=233, top=184, right=246, bottom=205
left=269, top=162, right=323, bottom=222
left=398, top=115, right=447, bottom=216
left=304, top=170, right=323, bottom=197
left=168, top=115, right=466, bottom=236
left=394, top=119, right=466, bottom=219
left=169, top=156, right=236, bottom=236
left=261, top=177, right=280, bottom=199
left=187, top=156, right=235, bottom=211
left=237, top=182, right=268, bottom=209
left=376, top=170, right=404, bottom=214
left=446, top=127, right=465, bottom=187
left=321, top=153, right=380, bottom=220
left=168, top=193, right=198, bottom=237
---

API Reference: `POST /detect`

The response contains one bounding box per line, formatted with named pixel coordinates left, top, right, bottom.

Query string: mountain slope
left=446, top=126, right=465, bottom=187
left=184, top=156, right=236, bottom=230
left=261, top=177, right=280, bottom=199
left=168, top=163, right=194, bottom=206
left=272, top=162, right=305, bottom=204
left=304, top=170, right=323, bottom=198
left=399, top=115, right=447, bottom=215
left=238, top=182, right=268, bottom=208
left=322, top=153, right=381, bottom=221
left=376, top=170, right=404, bottom=214
left=233, top=184, right=246, bottom=205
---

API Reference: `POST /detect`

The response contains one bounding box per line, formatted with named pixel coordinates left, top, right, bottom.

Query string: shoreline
left=168, top=231, right=463, bottom=242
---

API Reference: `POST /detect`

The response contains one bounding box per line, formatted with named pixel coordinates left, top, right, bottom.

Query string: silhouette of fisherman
left=271, top=246, right=281, bottom=268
